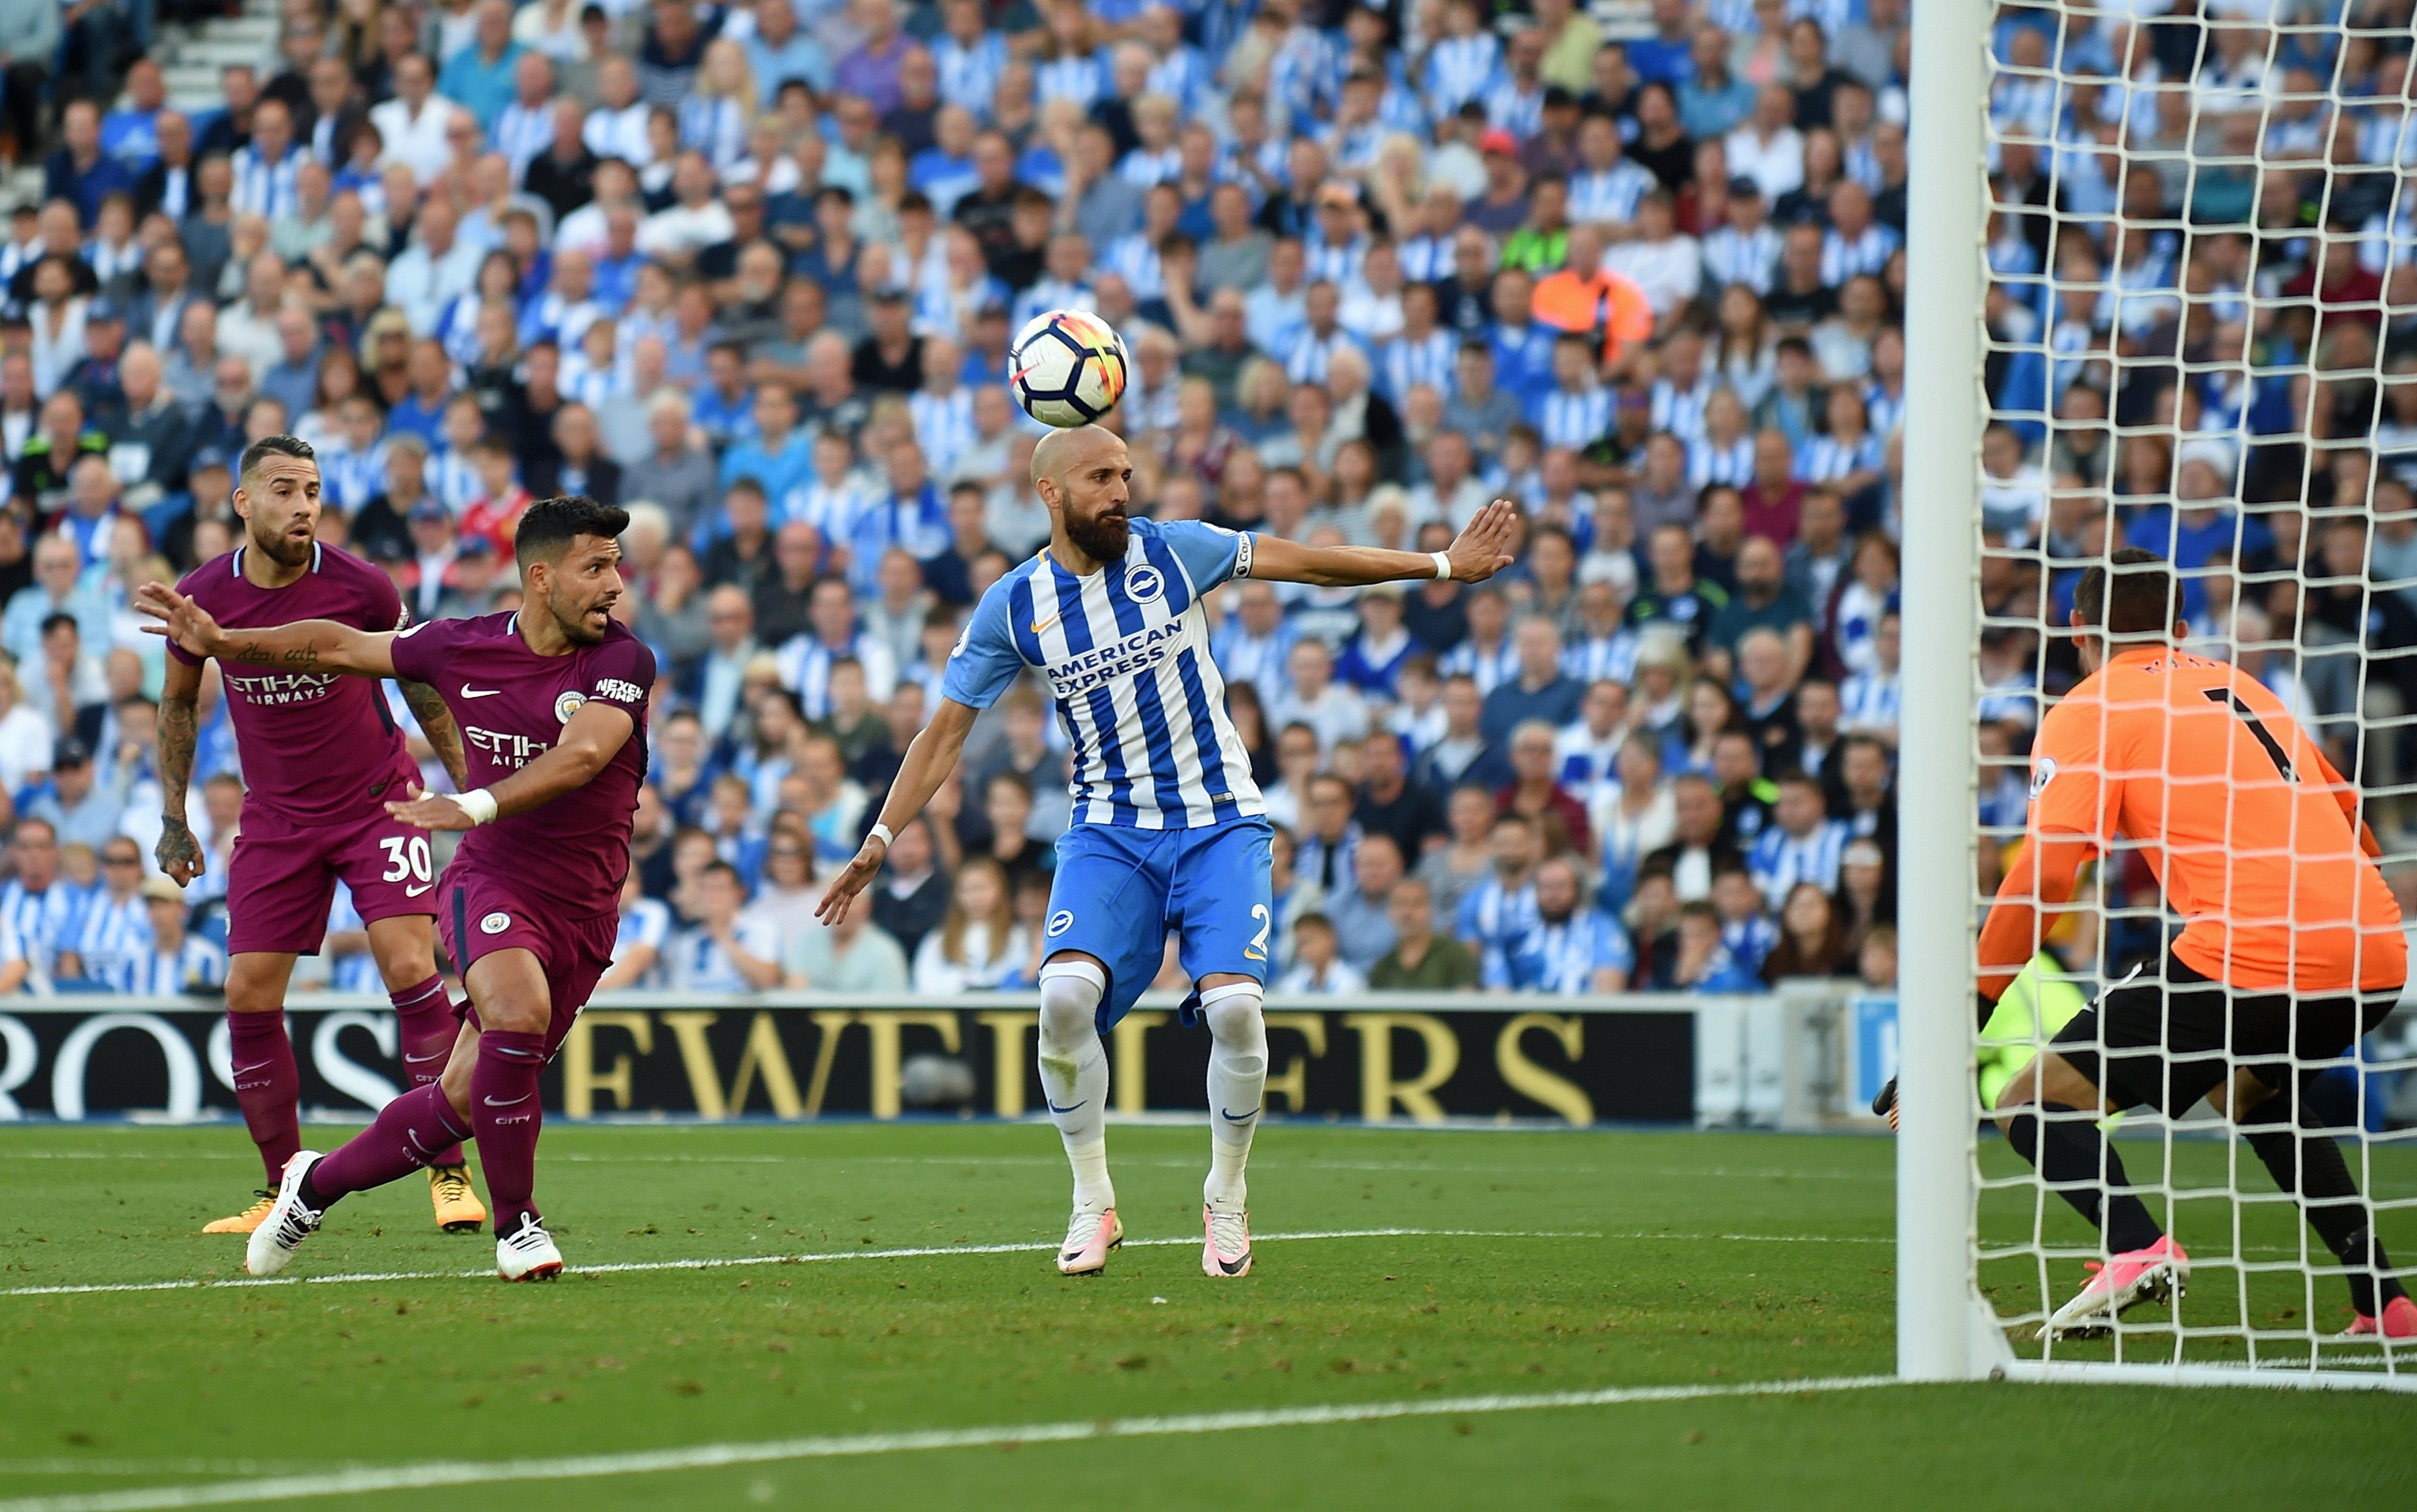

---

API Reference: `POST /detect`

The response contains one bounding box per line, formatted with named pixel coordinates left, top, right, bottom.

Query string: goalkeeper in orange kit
left=1884, top=548, right=2411, bottom=1341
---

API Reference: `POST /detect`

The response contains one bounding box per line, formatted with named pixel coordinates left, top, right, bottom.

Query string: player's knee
left=1037, top=958, right=1106, bottom=1050
left=475, top=994, right=550, bottom=1037
left=365, top=919, right=434, bottom=986
left=223, top=956, right=291, bottom=1015
left=1199, top=980, right=1266, bottom=1072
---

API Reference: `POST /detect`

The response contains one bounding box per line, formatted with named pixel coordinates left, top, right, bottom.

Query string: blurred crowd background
left=0, top=0, right=2408, bottom=1007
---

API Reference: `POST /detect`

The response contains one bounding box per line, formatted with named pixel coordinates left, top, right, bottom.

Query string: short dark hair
left=515, top=494, right=629, bottom=564
left=240, top=434, right=314, bottom=486
left=2074, top=546, right=2179, bottom=638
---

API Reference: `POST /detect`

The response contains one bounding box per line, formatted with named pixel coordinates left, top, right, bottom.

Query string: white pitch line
left=1, top=1227, right=1886, bottom=1301
left=0, top=1375, right=1899, bottom=1512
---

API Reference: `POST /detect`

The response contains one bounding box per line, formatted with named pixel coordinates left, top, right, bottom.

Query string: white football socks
left=1036, top=960, right=1113, bottom=1214
left=1199, top=981, right=1267, bottom=1209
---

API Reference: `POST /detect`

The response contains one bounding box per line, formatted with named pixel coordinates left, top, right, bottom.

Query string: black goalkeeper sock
left=2005, top=1102, right=2165, bottom=1254
left=2239, top=1095, right=2407, bottom=1317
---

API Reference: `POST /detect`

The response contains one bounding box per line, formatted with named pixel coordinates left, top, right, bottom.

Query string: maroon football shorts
left=224, top=803, right=441, bottom=957
left=436, top=865, right=619, bottom=1060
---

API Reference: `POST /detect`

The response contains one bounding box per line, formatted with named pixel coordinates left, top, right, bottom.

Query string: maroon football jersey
left=170, top=542, right=418, bottom=825
left=388, top=611, right=655, bottom=919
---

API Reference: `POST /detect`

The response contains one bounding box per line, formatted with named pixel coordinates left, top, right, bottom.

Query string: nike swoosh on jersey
left=1030, top=613, right=1059, bottom=634
left=460, top=686, right=504, bottom=699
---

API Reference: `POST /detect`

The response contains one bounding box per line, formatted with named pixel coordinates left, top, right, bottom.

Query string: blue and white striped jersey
left=1531, top=386, right=1616, bottom=451
left=1422, top=33, right=1502, bottom=118
left=1563, top=629, right=1641, bottom=688
left=1839, top=668, right=1902, bottom=734
left=1686, top=434, right=1756, bottom=490
left=320, top=440, right=389, bottom=515
left=493, top=100, right=556, bottom=182
left=1568, top=161, right=1656, bottom=226
left=1482, top=910, right=1634, bottom=993
left=1748, top=819, right=1850, bottom=910
left=72, top=890, right=152, bottom=988
left=613, top=895, right=673, bottom=986
left=1103, top=233, right=1167, bottom=300
left=1033, top=54, right=1105, bottom=108
left=1701, top=223, right=1783, bottom=292
left=1437, top=634, right=1518, bottom=695
left=1455, top=875, right=1539, bottom=955
left=1796, top=430, right=1885, bottom=485
left=908, top=388, right=979, bottom=478
left=935, top=31, right=1007, bottom=117
left=944, top=518, right=1265, bottom=830
left=0, top=879, right=84, bottom=985
left=125, top=936, right=227, bottom=995
left=1284, top=327, right=1361, bottom=386
left=1304, top=230, right=1367, bottom=289
left=230, top=144, right=302, bottom=220
left=1721, top=912, right=1780, bottom=974
left=1820, top=224, right=1903, bottom=286
left=1379, top=328, right=1457, bottom=401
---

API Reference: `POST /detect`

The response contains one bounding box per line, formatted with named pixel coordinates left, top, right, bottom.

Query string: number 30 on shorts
left=379, top=835, right=434, bottom=884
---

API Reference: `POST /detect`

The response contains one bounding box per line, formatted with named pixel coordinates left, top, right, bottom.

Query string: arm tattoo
left=155, top=693, right=203, bottom=874
left=156, top=694, right=197, bottom=814
left=224, top=638, right=321, bottom=671
left=402, top=680, right=470, bottom=789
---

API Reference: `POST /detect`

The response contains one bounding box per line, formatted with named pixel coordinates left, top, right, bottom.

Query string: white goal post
left=1896, top=0, right=2416, bottom=1390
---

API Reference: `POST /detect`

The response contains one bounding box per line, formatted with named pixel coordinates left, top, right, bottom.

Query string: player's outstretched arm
left=385, top=700, right=637, bottom=830
left=135, top=582, right=399, bottom=679
left=153, top=655, right=206, bottom=886
left=816, top=697, right=980, bottom=928
left=1247, top=498, right=1520, bottom=588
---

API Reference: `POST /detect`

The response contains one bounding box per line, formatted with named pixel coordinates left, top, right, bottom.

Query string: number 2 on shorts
left=1245, top=903, right=1271, bottom=963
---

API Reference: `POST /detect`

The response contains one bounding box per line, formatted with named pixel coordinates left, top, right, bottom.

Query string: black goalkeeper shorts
left=2046, top=952, right=2398, bottom=1116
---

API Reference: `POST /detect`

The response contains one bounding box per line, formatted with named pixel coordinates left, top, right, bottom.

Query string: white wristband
left=1430, top=551, right=1453, bottom=581
left=868, top=822, right=896, bottom=848
left=455, top=788, right=499, bottom=826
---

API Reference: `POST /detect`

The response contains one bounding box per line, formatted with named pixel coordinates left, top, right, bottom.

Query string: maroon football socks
left=469, top=1030, right=548, bottom=1234
left=226, top=1010, right=300, bottom=1185
left=390, top=974, right=465, bottom=1167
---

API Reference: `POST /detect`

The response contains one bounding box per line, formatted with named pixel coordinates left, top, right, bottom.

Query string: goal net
left=1897, top=0, right=2417, bottom=1388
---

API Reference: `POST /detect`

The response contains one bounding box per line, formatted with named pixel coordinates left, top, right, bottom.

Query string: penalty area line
left=0, top=1375, right=1899, bottom=1512
left=0, top=1227, right=1884, bottom=1301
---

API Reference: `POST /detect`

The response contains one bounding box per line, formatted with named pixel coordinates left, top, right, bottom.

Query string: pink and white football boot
left=1202, top=1200, right=1252, bottom=1278
left=2040, top=1236, right=2189, bottom=1341
left=1056, top=1207, right=1122, bottom=1276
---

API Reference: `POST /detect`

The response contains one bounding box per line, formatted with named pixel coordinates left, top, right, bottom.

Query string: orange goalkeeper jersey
left=2026, top=646, right=2405, bottom=994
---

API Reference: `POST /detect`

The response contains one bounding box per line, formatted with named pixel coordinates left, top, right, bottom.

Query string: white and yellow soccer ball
left=1009, top=308, right=1132, bottom=427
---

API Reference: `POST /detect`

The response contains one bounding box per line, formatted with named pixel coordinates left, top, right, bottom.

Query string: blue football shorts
left=1039, top=816, right=1275, bottom=1031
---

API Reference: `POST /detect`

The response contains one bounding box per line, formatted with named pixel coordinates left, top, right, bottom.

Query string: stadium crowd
left=0, top=0, right=2408, bottom=1004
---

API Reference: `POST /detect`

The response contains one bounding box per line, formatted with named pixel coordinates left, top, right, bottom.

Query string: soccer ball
left=1010, top=308, right=1131, bottom=427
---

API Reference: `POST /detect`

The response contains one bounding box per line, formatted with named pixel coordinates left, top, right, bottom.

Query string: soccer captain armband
left=1232, top=532, right=1254, bottom=579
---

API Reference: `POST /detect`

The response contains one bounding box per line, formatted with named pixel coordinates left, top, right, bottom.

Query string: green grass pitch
left=2, top=1120, right=2413, bottom=1510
